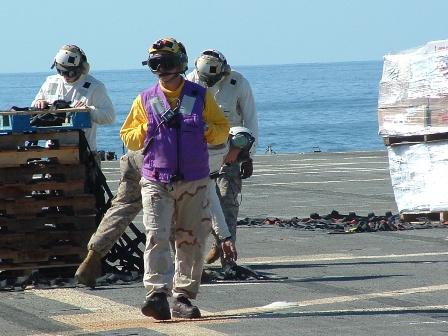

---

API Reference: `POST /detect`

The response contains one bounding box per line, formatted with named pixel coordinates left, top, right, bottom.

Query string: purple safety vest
left=141, top=80, right=209, bottom=183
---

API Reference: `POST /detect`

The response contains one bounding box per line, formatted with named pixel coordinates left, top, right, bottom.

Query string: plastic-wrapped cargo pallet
left=378, top=39, right=448, bottom=216
left=379, top=39, right=448, bottom=135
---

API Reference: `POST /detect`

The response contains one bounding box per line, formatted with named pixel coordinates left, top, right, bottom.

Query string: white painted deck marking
left=290, top=201, right=393, bottom=208
left=213, top=284, right=448, bottom=317
left=238, top=251, right=448, bottom=265
left=247, top=178, right=389, bottom=186
left=30, top=250, right=448, bottom=334
left=257, top=161, right=388, bottom=167
left=253, top=169, right=388, bottom=176
left=408, top=320, right=448, bottom=325
left=255, top=305, right=448, bottom=317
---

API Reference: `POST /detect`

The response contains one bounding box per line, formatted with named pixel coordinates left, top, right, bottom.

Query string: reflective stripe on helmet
left=149, top=37, right=186, bottom=56
left=144, top=37, right=188, bottom=73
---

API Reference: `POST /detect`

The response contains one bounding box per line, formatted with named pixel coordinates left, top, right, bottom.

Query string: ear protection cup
left=81, top=61, right=90, bottom=74
left=71, top=46, right=89, bottom=74
left=217, top=52, right=231, bottom=75
left=222, top=60, right=231, bottom=75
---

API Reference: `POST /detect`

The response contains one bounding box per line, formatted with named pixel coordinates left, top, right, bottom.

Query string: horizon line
left=0, top=59, right=383, bottom=76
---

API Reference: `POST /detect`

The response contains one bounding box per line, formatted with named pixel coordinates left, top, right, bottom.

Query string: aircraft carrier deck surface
left=3, top=151, right=448, bottom=336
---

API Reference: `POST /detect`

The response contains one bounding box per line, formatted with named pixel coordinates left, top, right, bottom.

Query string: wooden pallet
left=0, top=131, right=80, bottom=150
left=0, top=230, right=90, bottom=247
left=0, top=164, right=85, bottom=185
left=0, top=215, right=96, bottom=233
left=0, top=194, right=96, bottom=216
left=0, top=245, right=86, bottom=264
left=0, top=146, right=80, bottom=167
left=0, top=261, right=81, bottom=271
left=0, top=129, right=99, bottom=272
left=0, top=130, right=82, bottom=167
left=383, top=132, right=448, bottom=146
left=400, top=211, right=448, bottom=222
left=0, top=180, right=85, bottom=198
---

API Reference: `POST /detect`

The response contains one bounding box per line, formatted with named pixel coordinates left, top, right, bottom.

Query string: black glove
left=240, top=158, right=253, bottom=179
left=51, top=100, right=71, bottom=110
left=29, top=100, right=71, bottom=127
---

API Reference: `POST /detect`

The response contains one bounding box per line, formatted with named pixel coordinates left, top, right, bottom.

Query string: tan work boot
left=75, top=250, right=102, bottom=288
left=205, top=245, right=221, bottom=264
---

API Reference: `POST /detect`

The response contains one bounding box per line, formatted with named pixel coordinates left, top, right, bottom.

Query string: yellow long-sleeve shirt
left=120, top=79, right=230, bottom=151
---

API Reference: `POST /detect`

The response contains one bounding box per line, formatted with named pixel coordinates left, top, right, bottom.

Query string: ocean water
left=0, top=61, right=384, bottom=155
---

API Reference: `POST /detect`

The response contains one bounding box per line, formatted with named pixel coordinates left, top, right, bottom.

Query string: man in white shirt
left=187, top=50, right=258, bottom=268
left=32, top=44, right=116, bottom=151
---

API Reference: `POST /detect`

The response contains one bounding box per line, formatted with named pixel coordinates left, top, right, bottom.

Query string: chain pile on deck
left=0, top=268, right=142, bottom=291
left=3, top=210, right=447, bottom=291
left=238, top=210, right=448, bottom=233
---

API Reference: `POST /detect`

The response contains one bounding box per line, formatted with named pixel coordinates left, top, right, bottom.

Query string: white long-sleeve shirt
left=187, top=69, right=258, bottom=154
left=32, top=73, right=116, bottom=150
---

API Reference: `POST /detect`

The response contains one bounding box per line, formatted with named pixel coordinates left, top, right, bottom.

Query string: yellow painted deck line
left=31, top=283, right=448, bottom=334
left=32, top=289, right=226, bottom=335
left=33, top=288, right=138, bottom=312
left=30, top=306, right=448, bottom=335
left=30, top=251, right=448, bottom=334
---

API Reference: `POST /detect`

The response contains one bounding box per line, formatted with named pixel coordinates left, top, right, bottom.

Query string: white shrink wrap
left=379, top=40, right=448, bottom=136
left=388, top=140, right=448, bottom=213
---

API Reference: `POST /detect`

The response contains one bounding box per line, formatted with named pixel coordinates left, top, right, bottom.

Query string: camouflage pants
left=141, top=177, right=211, bottom=299
left=215, top=162, right=242, bottom=244
left=87, top=150, right=144, bottom=256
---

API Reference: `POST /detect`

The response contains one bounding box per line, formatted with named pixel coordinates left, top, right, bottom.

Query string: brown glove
left=221, top=237, right=237, bottom=263
left=240, top=158, right=253, bottom=179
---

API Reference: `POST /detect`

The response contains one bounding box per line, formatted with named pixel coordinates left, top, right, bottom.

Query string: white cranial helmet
left=195, top=49, right=231, bottom=86
left=229, top=126, right=255, bottom=150
left=229, top=126, right=253, bottom=137
left=55, top=48, right=83, bottom=67
left=51, top=45, right=90, bottom=77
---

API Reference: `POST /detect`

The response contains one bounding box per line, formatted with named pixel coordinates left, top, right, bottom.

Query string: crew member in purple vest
left=120, top=37, right=229, bottom=320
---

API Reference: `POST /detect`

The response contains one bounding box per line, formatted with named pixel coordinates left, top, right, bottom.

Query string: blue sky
left=1, top=0, right=447, bottom=73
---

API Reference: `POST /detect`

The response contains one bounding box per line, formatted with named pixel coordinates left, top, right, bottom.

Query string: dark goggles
left=199, top=72, right=223, bottom=87
left=54, top=64, right=80, bottom=78
left=202, top=50, right=222, bottom=59
left=143, top=54, right=181, bottom=72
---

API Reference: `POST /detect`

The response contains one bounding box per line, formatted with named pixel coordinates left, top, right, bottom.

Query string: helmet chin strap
left=157, top=71, right=183, bottom=84
left=158, top=71, right=182, bottom=77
